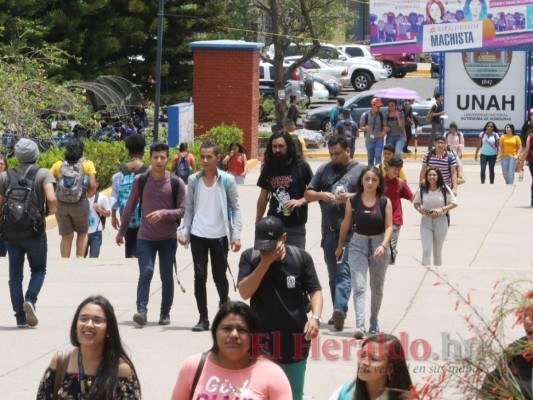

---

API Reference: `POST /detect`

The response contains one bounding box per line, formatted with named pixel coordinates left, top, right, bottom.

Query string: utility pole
left=153, top=0, right=165, bottom=142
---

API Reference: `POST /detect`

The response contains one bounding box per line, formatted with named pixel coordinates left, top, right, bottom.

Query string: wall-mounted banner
left=369, top=0, right=533, bottom=54
left=443, top=51, right=526, bottom=131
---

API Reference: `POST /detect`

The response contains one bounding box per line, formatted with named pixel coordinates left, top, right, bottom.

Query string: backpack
left=118, top=164, right=148, bottom=229
left=175, top=153, right=191, bottom=184
left=93, top=192, right=106, bottom=230
left=364, top=111, right=384, bottom=129
left=0, top=166, right=45, bottom=241
left=350, top=193, right=387, bottom=228
left=56, top=159, right=85, bottom=203
left=427, top=103, right=439, bottom=124
left=138, top=172, right=181, bottom=226
left=334, top=106, right=343, bottom=124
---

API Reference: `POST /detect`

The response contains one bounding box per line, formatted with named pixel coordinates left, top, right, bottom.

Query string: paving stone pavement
left=1, top=153, right=532, bottom=399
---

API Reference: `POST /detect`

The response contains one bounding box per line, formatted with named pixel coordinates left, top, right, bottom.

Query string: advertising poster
left=443, top=51, right=526, bottom=130
left=369, top=0, right=533, bottom=54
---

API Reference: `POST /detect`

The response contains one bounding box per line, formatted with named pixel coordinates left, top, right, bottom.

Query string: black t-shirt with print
left=257, top=160, right=313, bottom=226
left=238, top=245, right=322, bottom=364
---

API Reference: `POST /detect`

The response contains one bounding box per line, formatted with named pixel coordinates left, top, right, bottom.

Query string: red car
left=373, top=52, right=418, bottom=78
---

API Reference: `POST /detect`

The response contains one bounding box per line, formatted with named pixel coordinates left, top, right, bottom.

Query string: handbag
left=53, top=350, right=71, bottom=400
left=189, top=352, right=208, bottom=400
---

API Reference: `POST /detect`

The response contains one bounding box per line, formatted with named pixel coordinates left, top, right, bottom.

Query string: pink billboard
left=369, top=0, right=533, bottom=54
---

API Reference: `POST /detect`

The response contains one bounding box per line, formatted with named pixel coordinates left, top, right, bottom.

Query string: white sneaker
left=353, top=328, right=365, bottom=340
left=23, top=302, right=38, bottom=327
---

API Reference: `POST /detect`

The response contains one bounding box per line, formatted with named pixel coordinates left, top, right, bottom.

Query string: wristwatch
left=312, top=315, right=323, bottom=324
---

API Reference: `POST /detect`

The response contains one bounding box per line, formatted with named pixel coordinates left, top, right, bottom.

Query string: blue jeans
left=480, top=154, right=496, bottom=184
left=86, top=231, right=102, bottom=258
left=501, top=155, right=517, bottom=184
left=136, top=238, right=177, bottom=314
left=6, top=233, right=47, bottom=319
left=365, top=139, right=384, bottom=166
left=322, top=230, right=352, bottom=314
left=386, top=135, right=404, bottom=156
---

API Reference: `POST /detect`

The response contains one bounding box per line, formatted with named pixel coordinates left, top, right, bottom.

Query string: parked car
left=303, top=90, right=435, bottom=132
left=284, top=56, right=350, bottom=87
left=259, top=61, right=308, bottom=102
left=431, top=52, right=441, bottom=78
left=337, top=44, right=375, bottom=61
left=277, top=43, right=388, bottom=91
left=304, top=72, right=342, bottom=99
left=338, top=44, right=418, bottom=79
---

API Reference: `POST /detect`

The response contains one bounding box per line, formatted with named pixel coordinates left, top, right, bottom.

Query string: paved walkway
left=1, top=153, right=532, bottom=399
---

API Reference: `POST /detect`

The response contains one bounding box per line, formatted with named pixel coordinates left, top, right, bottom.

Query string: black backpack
left=0, top=166, right=45, bottom=241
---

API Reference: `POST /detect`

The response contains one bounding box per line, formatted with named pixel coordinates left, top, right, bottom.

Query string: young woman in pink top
left=171, top=301, right=292, bottom=399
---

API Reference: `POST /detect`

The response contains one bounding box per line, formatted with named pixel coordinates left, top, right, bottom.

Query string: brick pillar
left=190, top=40, right=264, bottom=158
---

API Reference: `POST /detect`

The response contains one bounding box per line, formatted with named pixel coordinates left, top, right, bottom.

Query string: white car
left=309, top=81, right=330, bottom=103
left=337, top=44, right=375, bottom=60
left=278, top=43, right=388, bottom=91
left=283, top=56, right=350, bottom=87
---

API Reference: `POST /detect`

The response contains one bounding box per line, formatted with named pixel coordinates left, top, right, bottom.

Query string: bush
left=188, top=123, right=244, bottom=169
left=259, top=95, right=276, bottom=123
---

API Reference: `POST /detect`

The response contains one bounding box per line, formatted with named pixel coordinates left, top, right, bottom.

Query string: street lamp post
left=153, top=0, right=165, bottom=142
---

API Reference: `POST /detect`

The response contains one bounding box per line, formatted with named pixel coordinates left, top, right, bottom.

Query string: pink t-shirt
left=171, top=353, right=292, bottom=400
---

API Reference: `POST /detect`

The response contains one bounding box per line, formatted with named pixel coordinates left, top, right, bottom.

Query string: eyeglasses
left=78, top=315, right=107, bottom=326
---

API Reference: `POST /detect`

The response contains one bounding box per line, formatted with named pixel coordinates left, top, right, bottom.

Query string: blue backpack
left=118, top=164, right=148, bottom=229
left=175, top=153, right=191, bottom=184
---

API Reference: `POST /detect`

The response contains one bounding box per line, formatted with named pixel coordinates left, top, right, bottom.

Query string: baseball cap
left=371, top=98, right=383, bottom=107
left=254, top=216, right=285, bottom=251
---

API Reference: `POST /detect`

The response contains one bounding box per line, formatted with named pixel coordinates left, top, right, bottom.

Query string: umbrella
left=374, top=87, right=421, bottom=100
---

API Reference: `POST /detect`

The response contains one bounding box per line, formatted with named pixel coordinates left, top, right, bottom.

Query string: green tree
left=0, top=0, right=227, bottom=103
left=0, top=47, right=94, bottom=141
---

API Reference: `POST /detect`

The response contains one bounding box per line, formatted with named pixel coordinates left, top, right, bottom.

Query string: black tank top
left=350, top=193, right=387, bottom=236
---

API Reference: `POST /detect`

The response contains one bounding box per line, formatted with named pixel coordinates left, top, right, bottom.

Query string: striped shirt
left=422, top=150, right=457, bottom=186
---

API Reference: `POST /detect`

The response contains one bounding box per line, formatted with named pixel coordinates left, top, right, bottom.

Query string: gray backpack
left=56, top=159, right=86, bottom=203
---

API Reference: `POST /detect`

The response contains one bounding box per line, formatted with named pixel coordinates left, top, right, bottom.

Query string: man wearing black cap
left=238, top=216, right=323, bottom=400
left=0, top=139, right=56, bottom=328
left=333, top=108, right=359, bottom=159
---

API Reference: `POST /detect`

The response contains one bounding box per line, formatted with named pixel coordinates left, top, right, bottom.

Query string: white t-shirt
left=413, top=186, right=457, bottom=214
left=88, top=192, right=110, bottom=234
left=190, top=179, right=226, bottom=238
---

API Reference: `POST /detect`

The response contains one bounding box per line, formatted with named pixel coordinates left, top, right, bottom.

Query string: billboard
left=443, top=51, right=527, bottom=130
left=369, top=0, right=533, bottom=54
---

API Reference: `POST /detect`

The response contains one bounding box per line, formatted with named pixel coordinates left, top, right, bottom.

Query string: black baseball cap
left=254, top=216, right=285, bottom=251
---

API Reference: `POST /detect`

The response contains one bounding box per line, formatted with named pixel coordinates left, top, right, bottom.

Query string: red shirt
left=384, top=175, right=413, bottom=225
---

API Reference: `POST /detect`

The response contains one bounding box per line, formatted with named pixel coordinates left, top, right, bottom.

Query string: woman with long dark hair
left=36, top=295, right=141, bottom=399
left=222, top=141, right=247, bottom=185
left=521, top=124, right=533, bottom=206
left=329, top=334, right=414, bottom=400
left=337, top=166, right=392, bottom=339
left=474, top=121, right=499, bottom=184
left=413, top=167, right=458, bottom=266
left=499, top=123, right=522, bottom=185
left=171, top=301, right=291, bottom=399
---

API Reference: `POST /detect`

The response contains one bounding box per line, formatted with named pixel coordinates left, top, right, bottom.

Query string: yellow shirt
left=378, top=163, right=407, bottom=180
left=51, top=159, right=97, bottom=177
left=499, top=134, right=521, bottom=157
left=288, top=131, right=307, bottom=152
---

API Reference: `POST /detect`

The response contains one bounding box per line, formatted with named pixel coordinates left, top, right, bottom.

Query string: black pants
left=404, top=125, right=412, bottom=149
left=480, top=154, right=497, bottom=184
left=190, top=234, right=229, bottom=320
left=124, top=227, right=139, bottom=258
